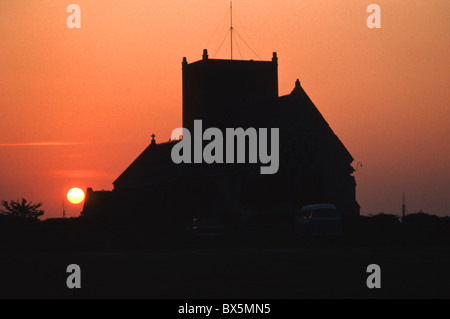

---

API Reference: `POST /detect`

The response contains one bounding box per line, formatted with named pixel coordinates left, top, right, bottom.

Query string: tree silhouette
left=0, top=198, right=44, bottom=219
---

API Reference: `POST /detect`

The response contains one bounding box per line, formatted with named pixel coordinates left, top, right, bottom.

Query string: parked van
left=295, top=204, right=342, bottom=237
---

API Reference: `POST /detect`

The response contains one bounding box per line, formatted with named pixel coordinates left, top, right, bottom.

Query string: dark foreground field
left=1, top=213, right=449, bottom=299
left=1, top=243, right=449, bottom=299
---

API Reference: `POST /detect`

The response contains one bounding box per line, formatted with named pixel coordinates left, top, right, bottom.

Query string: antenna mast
left=230, top=1, right=233, bottom=60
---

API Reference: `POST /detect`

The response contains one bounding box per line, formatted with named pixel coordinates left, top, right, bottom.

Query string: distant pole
left=230, top=1, right=233, bottom=60
left=402, top=193, right=406, bottom=222
left=62, top=197, right=67, bottom=219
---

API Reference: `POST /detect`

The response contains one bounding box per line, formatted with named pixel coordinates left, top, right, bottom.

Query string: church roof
left=113, top=139, right=255, bottom=190
left=113, top=79, right=354, bottom=191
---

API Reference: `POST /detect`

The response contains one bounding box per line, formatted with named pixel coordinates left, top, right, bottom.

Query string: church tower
left=181, top=50, right=279, bottom=133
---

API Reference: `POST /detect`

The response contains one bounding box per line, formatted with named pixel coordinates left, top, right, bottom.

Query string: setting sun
left=67, top=188, right=85, bottom=204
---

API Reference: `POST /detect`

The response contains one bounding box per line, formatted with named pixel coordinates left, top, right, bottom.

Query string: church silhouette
left=82, top=50, right=359, bottom=230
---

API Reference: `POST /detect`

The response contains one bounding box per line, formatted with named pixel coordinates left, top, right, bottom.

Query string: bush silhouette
left=0, top=198, right=44, bottom=219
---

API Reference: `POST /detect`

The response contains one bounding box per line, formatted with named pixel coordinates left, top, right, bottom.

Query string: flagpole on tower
left=230, top=1, right=233, bottom=60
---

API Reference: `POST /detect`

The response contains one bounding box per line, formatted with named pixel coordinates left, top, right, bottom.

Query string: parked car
left=186, top=217, right=225, bottom=238
left=295, top=204, right=342, bottom=237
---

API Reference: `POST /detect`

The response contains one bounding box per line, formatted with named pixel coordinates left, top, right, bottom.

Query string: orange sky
left=0, top=0, right=449, bottom=218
